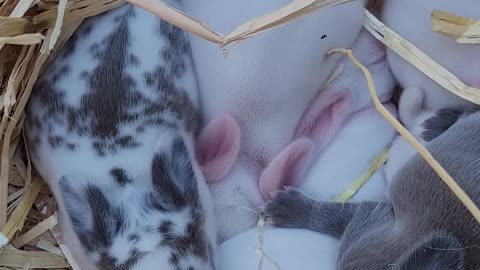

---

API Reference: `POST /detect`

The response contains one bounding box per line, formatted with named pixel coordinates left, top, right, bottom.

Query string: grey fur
left=264, top=111, right=480, bottom=269
left=421, top=107, right=474, bottom=142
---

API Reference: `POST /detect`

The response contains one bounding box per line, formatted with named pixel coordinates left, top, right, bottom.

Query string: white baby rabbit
left=182, top=0, right=369, bottom=241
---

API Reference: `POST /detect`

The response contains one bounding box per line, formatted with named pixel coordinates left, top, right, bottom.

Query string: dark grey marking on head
left=141, top=19, right=200, bottom=133
left=159, top=220, right=174, bottom=234
left=149, top=137, right=199, bottom=211
left=80, top=71, right=89, bottom=80
left=61, top=34, right=78, bottom=59
left=60, top=179, right=127, bottom=249
left=27, top=4, right=201, bottom=157
left=128, top=233, right=140, bottom=243
left=52, top=65, right=71, bottom=83
left=160, top=208, right=209, bottom=268
left=111, top=168, right=133, bottom=186
left=61, top=17, right=96, bottom=59
left=321, top=34, right=327, bottom=39
left=48, top=135, right=65, bottom=149
left=128, top=54, right=140, bottom=66
left=97, top=249, right=145, bottom=270
left=81, top=25, right=93, bottom=37
left=60, top=178, right=136, bottom=268
left=66, top=143, right=77, bottom=151
left=135, top=125, right=145, bottom=133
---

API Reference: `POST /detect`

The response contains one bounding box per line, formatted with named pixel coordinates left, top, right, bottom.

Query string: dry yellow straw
left=328, top=48, right=480, bottom=224
left=256, top=215, right=282, bottom=270
left=333, top=147, right=389, bottom=203
left=363, top=9, right=480, bottom=106
left=431, top=9, right=480, bottom=44
left=0, top=177, right=43, bottom=249
left=126, top=0, right=358, bottom=46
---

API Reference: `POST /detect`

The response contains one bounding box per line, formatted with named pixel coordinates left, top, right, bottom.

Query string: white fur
left=384, top=88, right=435, bottom=191
left=25, top=3, right=217, bottom=270
left=218, top=228, right=339, bottom=270
left=183, top=0, right=368, bottom=241
left=215, top=28, right=399, bottom=268
left=218, top=106, right=398, bottom=270
left=300, top=106, right=397, bottom=202
left=381, top=0, right=480, bottom=110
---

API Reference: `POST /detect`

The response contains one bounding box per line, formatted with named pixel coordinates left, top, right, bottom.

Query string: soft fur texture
left=182, top=0, right=369, bottom=242
left=265, top=110, right=480, bottom=269
left=216, top=30, right=399, bottom=268
left=25, top=2, right=240, bottom=269
left=217, top=105, right=397, bottom=270
left=381, top=0, right=480, bottom=110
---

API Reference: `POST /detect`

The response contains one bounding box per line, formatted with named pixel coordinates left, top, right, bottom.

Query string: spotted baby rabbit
left=25, top=2, right=240, bottom=270
left=264, top=110, right=480, bottom=269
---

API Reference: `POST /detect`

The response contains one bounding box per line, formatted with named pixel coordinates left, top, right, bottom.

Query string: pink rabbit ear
left=295, top=92, right=352, bottom=152
left=259, top=138, right=313, bottom=200
left=196, top=114, right=240, bottom=183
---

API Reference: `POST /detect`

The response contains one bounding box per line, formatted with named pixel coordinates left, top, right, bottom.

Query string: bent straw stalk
left=431, top=9, right=480, bottom=44
left=363, top=9, right=480, bottom=106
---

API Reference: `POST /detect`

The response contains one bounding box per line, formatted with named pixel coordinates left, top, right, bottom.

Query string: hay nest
left=0, top=0, right=478, bottom=269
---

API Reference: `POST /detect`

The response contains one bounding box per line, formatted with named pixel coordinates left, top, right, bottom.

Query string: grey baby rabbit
left=264, top=109, right=480, bottom=269
left=24, top=1, right=240, bottom=269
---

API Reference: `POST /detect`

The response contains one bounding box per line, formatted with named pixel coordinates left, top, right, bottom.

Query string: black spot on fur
left=128, top=233, right=140, bottom=243
left=321, top=34, right=327, bottom=39
left=61, top=34, right=78, bottom=59
left=98, top=249, right=144, bottom=270
left=159, top=220, right=174, bottom=234
left=66, top=143, right=77, bottom=151
left=48, top=135, right=65, bottom=149
left=51, top=65, right=71, bottom=83
left=161, top=208, right=209, bottom=263
left=111, top=168, right=133, bottom=186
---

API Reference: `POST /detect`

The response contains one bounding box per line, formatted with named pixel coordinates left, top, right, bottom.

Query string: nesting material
left=431, top=9, right=480, bottom=44
left=0, top=1, right=133, bottom=269
left=0, top=0, right=479, bottom=269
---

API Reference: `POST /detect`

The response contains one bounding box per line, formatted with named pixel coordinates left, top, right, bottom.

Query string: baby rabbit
left=264, top=110, right=480, bottom=269
left=182, top=0, right=368, bottom=241
left=216, top=104, right=397, bottom=270
left=381, top=0, right=480, bottom=110
left=260, top=29, right=397, bottom=199
left=25, top=2, right=240, bottom=269
left=385, top=88, right=466, bottom=188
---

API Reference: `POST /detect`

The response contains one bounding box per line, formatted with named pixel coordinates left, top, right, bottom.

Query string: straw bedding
left=0, top=0, right=478, bottom=269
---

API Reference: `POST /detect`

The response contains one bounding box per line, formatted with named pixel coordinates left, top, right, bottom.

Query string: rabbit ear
left=151, top=136, right=199, bottom=209
left=259, top=138, right=313, bottom=200
left=392, top=231, right=465, bottom=270
left=196, top=114, right=240, bottom=183
left=59, top=177, right=122, bottom=252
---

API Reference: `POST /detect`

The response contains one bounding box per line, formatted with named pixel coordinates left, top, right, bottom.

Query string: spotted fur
left=25, top=2, right=216, bottom=270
